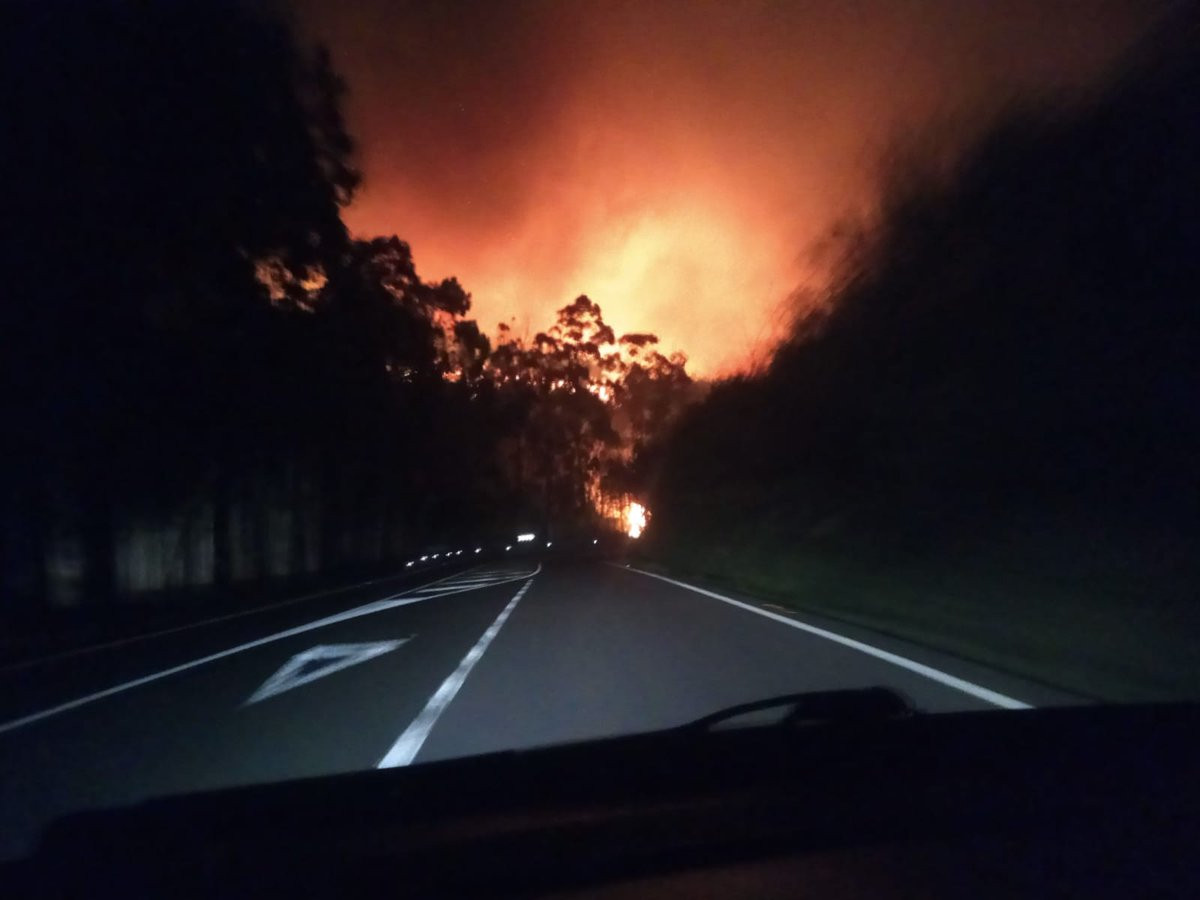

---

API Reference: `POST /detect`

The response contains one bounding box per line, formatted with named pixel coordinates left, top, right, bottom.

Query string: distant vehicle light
left=505, top=545, right=512, bottom=551
left=517, top=533, right=535, bottom=542
left=420, top=555, right=429, bottom=561
left=406, top=561, right=414, bottom=567
left=593, top=539, right=598, bottom=544
left=474, top=547, right=482, bottom=553
left=546, top=541, right=552, bottom=547
left=433, top=553, right=440, bottom=559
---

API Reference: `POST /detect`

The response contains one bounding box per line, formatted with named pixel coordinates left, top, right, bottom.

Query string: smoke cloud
left=297, top=0, right=1162, bottom=373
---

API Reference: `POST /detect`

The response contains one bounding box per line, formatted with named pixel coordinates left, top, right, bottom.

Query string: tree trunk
left=0, top=467, right=49, bottom=612
left=288, top=461, right=308, bottom=577
left=212, top=466, right=232, bottom=589
left=253, top=474, right=271, bottom=582
left=319, top=447, right=344, bottom=574
left=81, top=479, right=117, bottom=605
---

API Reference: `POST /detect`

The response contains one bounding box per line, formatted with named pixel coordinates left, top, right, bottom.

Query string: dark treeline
left=650, top=9, right=1199, bottom=565
left=0, top=1, right=691, bottom=611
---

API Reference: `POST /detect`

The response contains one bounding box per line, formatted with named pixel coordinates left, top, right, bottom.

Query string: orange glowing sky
left=296, top=0, right=1162, bottom=375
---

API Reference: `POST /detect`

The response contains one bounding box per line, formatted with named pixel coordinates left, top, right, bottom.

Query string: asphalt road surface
left=0, top=556, right=1079, bottom=861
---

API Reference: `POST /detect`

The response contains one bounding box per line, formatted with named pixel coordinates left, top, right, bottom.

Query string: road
left=0, top=556, right=1078, bottom=860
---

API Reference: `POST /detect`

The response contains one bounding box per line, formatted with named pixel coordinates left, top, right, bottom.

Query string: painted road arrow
left=245, top=640, right=409, bottom=705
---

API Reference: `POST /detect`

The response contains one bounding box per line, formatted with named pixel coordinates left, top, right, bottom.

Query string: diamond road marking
left=245, top=641, right=408, bottom=705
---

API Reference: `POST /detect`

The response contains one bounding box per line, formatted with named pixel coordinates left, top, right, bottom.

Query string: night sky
left=295, top=0, right=1163, bottom=374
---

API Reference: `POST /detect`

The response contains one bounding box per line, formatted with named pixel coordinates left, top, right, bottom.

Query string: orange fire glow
left=312, top=0, right=1156, bottom=376
left=588, top=476, right=649, bottom=539
left=625, top=502, right=648, bottom=539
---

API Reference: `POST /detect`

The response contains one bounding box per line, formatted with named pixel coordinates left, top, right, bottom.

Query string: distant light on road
left=517, top=533, right=535, bottom=542
left=433, top=553, right=440, bottom=559
left=406, top=561, right=414, bottom=567
left=420, top=555, right=429, bottom=561
left=505, top=545, right=512, bottom=551
left=474, top=547, right=482, bottom=553
left=546, top=541, right=552, bottom=548
left=593, top=539, right=598, bottom=545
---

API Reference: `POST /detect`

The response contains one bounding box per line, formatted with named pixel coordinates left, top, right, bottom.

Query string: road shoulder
left=620, top=559, right=1089, bottom=709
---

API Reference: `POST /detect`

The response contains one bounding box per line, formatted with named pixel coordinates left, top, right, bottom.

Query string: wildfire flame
left=625, top=501, right=648, bottom=539
left=587, top=473, right=649, bottom=539
left=587, top=382, right=613, bottom=403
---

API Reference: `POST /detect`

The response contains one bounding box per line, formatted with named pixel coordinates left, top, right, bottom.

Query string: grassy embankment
left=641, top=507, right=1199, bottom=703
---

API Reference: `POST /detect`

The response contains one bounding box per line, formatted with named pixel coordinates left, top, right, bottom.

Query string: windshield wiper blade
left=683, top=687, right=915, bottom=733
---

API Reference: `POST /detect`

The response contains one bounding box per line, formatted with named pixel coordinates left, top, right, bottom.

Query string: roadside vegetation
left=643, top=10, right=1200, bottom=701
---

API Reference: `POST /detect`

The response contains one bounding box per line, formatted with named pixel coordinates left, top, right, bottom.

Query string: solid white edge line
left=618, top=565, right=1032, bottom=710
left=378, top=576, right=536, bottom=768
left=0, top=568, right=537, bottom=736
left=0, top=572, right=426, bottom=675
left=0, top=561, right=490, bottom=676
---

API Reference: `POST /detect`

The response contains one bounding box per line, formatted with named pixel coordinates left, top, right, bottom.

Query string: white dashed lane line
left=378, top=576, right=536, bottom=768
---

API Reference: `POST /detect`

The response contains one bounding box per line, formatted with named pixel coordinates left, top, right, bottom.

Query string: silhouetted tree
left=488, top=297, right=693, bottom=532
left=2, top=0, right=358, bottom=605
left=0, top=1, right=695, bottom=613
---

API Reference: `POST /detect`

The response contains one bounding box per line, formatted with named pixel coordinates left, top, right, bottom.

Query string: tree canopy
left=0, top=1, right=695, bottom=609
